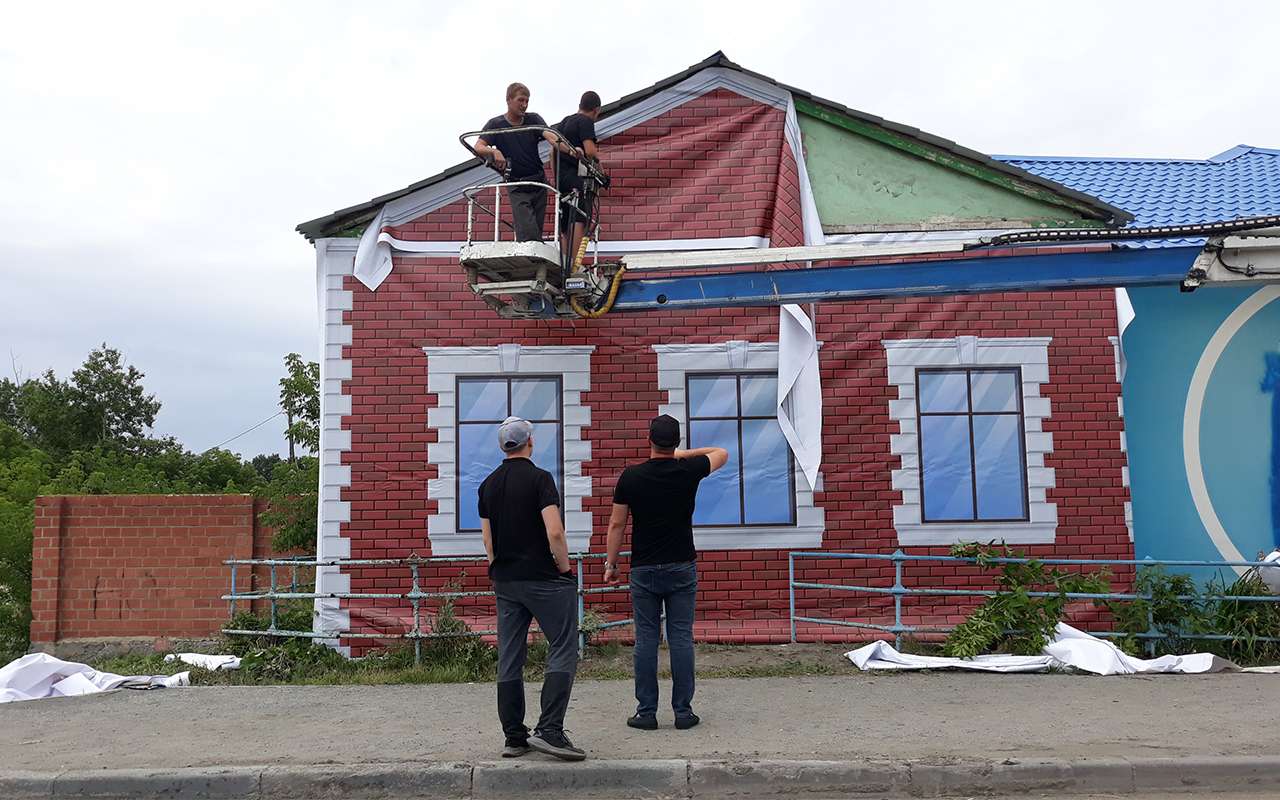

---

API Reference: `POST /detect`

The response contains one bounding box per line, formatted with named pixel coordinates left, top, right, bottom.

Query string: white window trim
left=425, top=345, right=595, bottom=555
left=1109, top=335, right=1134, bottom=542
left=883, top=336, right=1056, bottom=546
left=653, top=341, right=825, bottom=550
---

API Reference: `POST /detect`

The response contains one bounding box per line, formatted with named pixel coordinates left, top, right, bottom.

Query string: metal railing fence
left=222, top=552, right=632, bottom=662
left=789, top=550, right=1280, bottom=655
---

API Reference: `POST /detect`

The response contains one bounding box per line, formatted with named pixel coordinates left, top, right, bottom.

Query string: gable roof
left=296, top=52, right=1131, bottom=240
left=995, top=146, right=1280, bottom=248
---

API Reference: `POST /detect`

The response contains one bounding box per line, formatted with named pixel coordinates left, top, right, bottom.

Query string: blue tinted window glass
left=459, top=422, right=502, bottom=530
left=512, top=379, right=559, bottom=421
left=741, top=418, right=792, bottom=524
left=530, top=422, right=562, bottom=494
left=689, top=418, right=741, bottom=525
left=918, top=371, right=968, bottom=414
left=458, top=379, right=508, bottom=422
left=920, top=414, right=974, bottom=521
left=688, top=375, right=738, bottom=418
left=970, top=370, right=1019, bottom=413
left=973, top=414, right=1025, bottom=519
left=739, top=375, right=777, bottom=417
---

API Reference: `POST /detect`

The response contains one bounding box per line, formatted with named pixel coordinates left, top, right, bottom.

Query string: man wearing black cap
left=604, top=414, right=728, bottom=731
left=479, top=415, right=585, bottom=761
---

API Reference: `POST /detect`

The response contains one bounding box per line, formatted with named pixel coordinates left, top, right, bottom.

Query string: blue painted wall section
left=1124, top=285, right=1280, bottom=575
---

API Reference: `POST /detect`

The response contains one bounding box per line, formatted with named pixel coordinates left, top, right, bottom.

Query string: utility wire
left=202, top=411, right=284, bottom=454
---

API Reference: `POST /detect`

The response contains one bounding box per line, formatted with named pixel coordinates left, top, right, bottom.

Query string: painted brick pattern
left=334, top=254, right=1131, bottom=654
left=386, top=89, right=791, bottom=244
left=29, top=495, right=273, bottom=644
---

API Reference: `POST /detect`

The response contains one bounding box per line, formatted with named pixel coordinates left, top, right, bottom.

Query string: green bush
left=943, top=542, right=1111, bottom=658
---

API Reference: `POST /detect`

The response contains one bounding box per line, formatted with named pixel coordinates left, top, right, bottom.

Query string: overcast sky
left=2, top=0, right=1278, bottom=458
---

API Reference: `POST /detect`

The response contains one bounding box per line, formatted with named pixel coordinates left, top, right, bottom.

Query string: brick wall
left=29, top=495, right=273, bottom=645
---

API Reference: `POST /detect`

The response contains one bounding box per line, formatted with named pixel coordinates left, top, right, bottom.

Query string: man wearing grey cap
left=479, top=416, right=584, bottom=761
left=603, top=414, right=728, bottom=731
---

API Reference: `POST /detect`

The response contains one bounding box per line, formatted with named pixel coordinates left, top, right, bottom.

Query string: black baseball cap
left=649, top=414, right=680, bottom=448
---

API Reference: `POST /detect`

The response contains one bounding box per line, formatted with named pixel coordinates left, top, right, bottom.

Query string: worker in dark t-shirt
left=604, top=415, right=729, bottom=731
left=479, top=415, right=585, bottom=761
left=552, top=91, right=603, bottom=261
left=473, top=82, right=561, bottom=242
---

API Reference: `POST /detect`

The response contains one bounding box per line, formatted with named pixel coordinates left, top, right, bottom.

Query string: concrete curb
left=4, top=755, right=1280, bottom=798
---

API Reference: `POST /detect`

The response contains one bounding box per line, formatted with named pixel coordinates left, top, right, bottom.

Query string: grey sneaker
left=502, top=739, right=531, bottom=758
left=528, top=730, right=586, bottom=761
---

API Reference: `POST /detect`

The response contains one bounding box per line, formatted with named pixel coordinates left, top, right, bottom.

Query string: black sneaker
left=502, top=739, right=531, bottom=758
left=674, top=713, right=701, bottom=730
left=626, top=713, right=658, bottom=730
left=528, top=730, right=586, bottom=761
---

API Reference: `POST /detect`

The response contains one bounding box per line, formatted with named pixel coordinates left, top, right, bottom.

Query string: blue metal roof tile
left=994, top=145, right=1280, bottom=247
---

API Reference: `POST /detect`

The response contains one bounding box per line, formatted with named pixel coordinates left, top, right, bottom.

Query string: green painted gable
left=797, top=103, right=1102, bottom=232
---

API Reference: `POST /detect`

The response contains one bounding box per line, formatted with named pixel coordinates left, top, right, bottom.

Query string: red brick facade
left=29, top=495, right=272, bottom=645
left=329, top=80, right=1134, bottom=655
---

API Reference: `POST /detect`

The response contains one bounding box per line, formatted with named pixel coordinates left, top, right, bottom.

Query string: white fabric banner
left=0, top=653, right=189, bottom=703
left=847, top=623, right=1246, bottom=676
left=353, top=205, right=393, bottom=290
left=777, top=304, right=823, bottom=490
left=1115, top=287, right=1136, bottom=381
left=163, top=653, right=241, bottom=671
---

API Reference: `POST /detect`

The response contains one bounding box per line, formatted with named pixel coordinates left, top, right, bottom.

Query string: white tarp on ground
left=163, top=653, right=241, bottom=671
left=0, top=653, right=190, bottom=703
left=847, top=622, right=1246, bottom=675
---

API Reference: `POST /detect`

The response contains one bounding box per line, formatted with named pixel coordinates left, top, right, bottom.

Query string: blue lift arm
left=609, top=245, right=1207, bottom=312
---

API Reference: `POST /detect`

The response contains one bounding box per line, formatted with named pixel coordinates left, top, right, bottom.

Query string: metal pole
left=893, top=549, right=905, bottom=649
left=269, top=564, right=278, bottom=631
left=494, top=186, right=501, bottom=241
left=411, top=561, right=422, bottom=666
left=229, top=564, right=237, bottom=619
left=466, top=195, right=474, bottom=245
left=789, top=553, right=797, bottom=643
left=577, top=555, right=586, bottom=657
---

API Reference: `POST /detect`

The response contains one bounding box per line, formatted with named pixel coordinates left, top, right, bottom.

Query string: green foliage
left=1106, top=566, right=1204, bottom=656
left=943, top=542, right=1111, bottom=658
left=257, top=457, right=318, bottom=553
left=279, top=354, right=320, bottom=454
left=1202, top=571, right=1280, bottom=663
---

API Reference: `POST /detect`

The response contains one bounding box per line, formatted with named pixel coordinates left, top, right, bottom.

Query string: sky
left=2, top=0, right=1278, bottom=458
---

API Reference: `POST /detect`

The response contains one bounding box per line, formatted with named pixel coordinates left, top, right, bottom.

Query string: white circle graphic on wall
left=1182, top=285, right=1280, bottom=574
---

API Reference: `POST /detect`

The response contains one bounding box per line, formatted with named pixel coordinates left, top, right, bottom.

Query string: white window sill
left=693, top=525, right=823, bottom=551
left=427, top=531, right=593, bottom=557
left=895, top=521, right=1056, bottom=547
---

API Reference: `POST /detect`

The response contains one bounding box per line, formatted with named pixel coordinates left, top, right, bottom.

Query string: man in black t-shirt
left=605, top=415, right=729, bottom=731
left=479, top=415, right=585, bottom=761
left=552, top=91, right=603, bottom=260
left=473, top=82, right=561, bottom=242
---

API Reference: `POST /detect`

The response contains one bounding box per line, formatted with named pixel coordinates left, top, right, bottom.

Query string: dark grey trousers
left=494, top=577, right=579, bottom=742
left=508, top=185, right=547, bottom=242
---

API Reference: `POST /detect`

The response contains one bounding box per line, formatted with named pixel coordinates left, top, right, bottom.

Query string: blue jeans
left=630, top=561, right=697, bottom=717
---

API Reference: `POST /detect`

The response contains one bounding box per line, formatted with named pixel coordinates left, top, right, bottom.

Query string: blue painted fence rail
left=787, top=550, right=1280, bottom=655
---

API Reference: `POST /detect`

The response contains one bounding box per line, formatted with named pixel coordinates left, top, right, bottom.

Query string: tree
left=279, top=354, right=319, bottom=458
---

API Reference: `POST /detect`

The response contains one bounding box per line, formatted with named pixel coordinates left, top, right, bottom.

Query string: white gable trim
left=313, top=237, right=357, bottom=655
left=424, top=345, right=595, bottom=556
left=883, top=336, right=1057, bottom=546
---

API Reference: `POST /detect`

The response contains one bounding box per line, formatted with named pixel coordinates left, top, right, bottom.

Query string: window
left=456, top=376, right=562, bottom=532
left=686, top=373, right=795, bottom=526
left=653, top=341, right=825, bottom=550
left=916, top=367, right=1028, bottom=523
left=883, top=336, right=1056, bottom=546
left=425, top=345, right=594, bottom=556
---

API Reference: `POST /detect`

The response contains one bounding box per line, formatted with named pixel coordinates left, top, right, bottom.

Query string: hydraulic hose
left=568, top=237, right=626, bottom=319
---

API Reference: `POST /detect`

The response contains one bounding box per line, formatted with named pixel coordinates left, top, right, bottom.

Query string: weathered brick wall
left=29, top=495, right=273, bottom=645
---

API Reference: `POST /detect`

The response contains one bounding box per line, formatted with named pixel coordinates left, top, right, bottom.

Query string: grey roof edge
left=296, top=51, right=1131, bottom=240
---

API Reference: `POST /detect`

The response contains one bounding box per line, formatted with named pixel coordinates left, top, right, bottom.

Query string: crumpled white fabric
left=778, top=304, right=822, bottom=490
left=0, top=653, right=189, bottom=703
left=847, top=623, right=1249, bottom=675
left=163, top=653, right=241, bottom=671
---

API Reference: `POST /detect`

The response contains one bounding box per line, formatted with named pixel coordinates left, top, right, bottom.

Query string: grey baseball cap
left=498, top=416, right=533, bottom=452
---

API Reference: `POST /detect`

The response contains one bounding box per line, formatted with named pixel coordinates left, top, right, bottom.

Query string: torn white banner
left=353, top=205, right=393, bottom=290
left=0, top=653, right=189, bottom=703
left=847, top=623, right=1246, bottom=676
left=1115, top=287, right=1135, bottom=381
left=163, top=653, right=241, bottom=671
left=778, top=303, right=822, bottom=490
